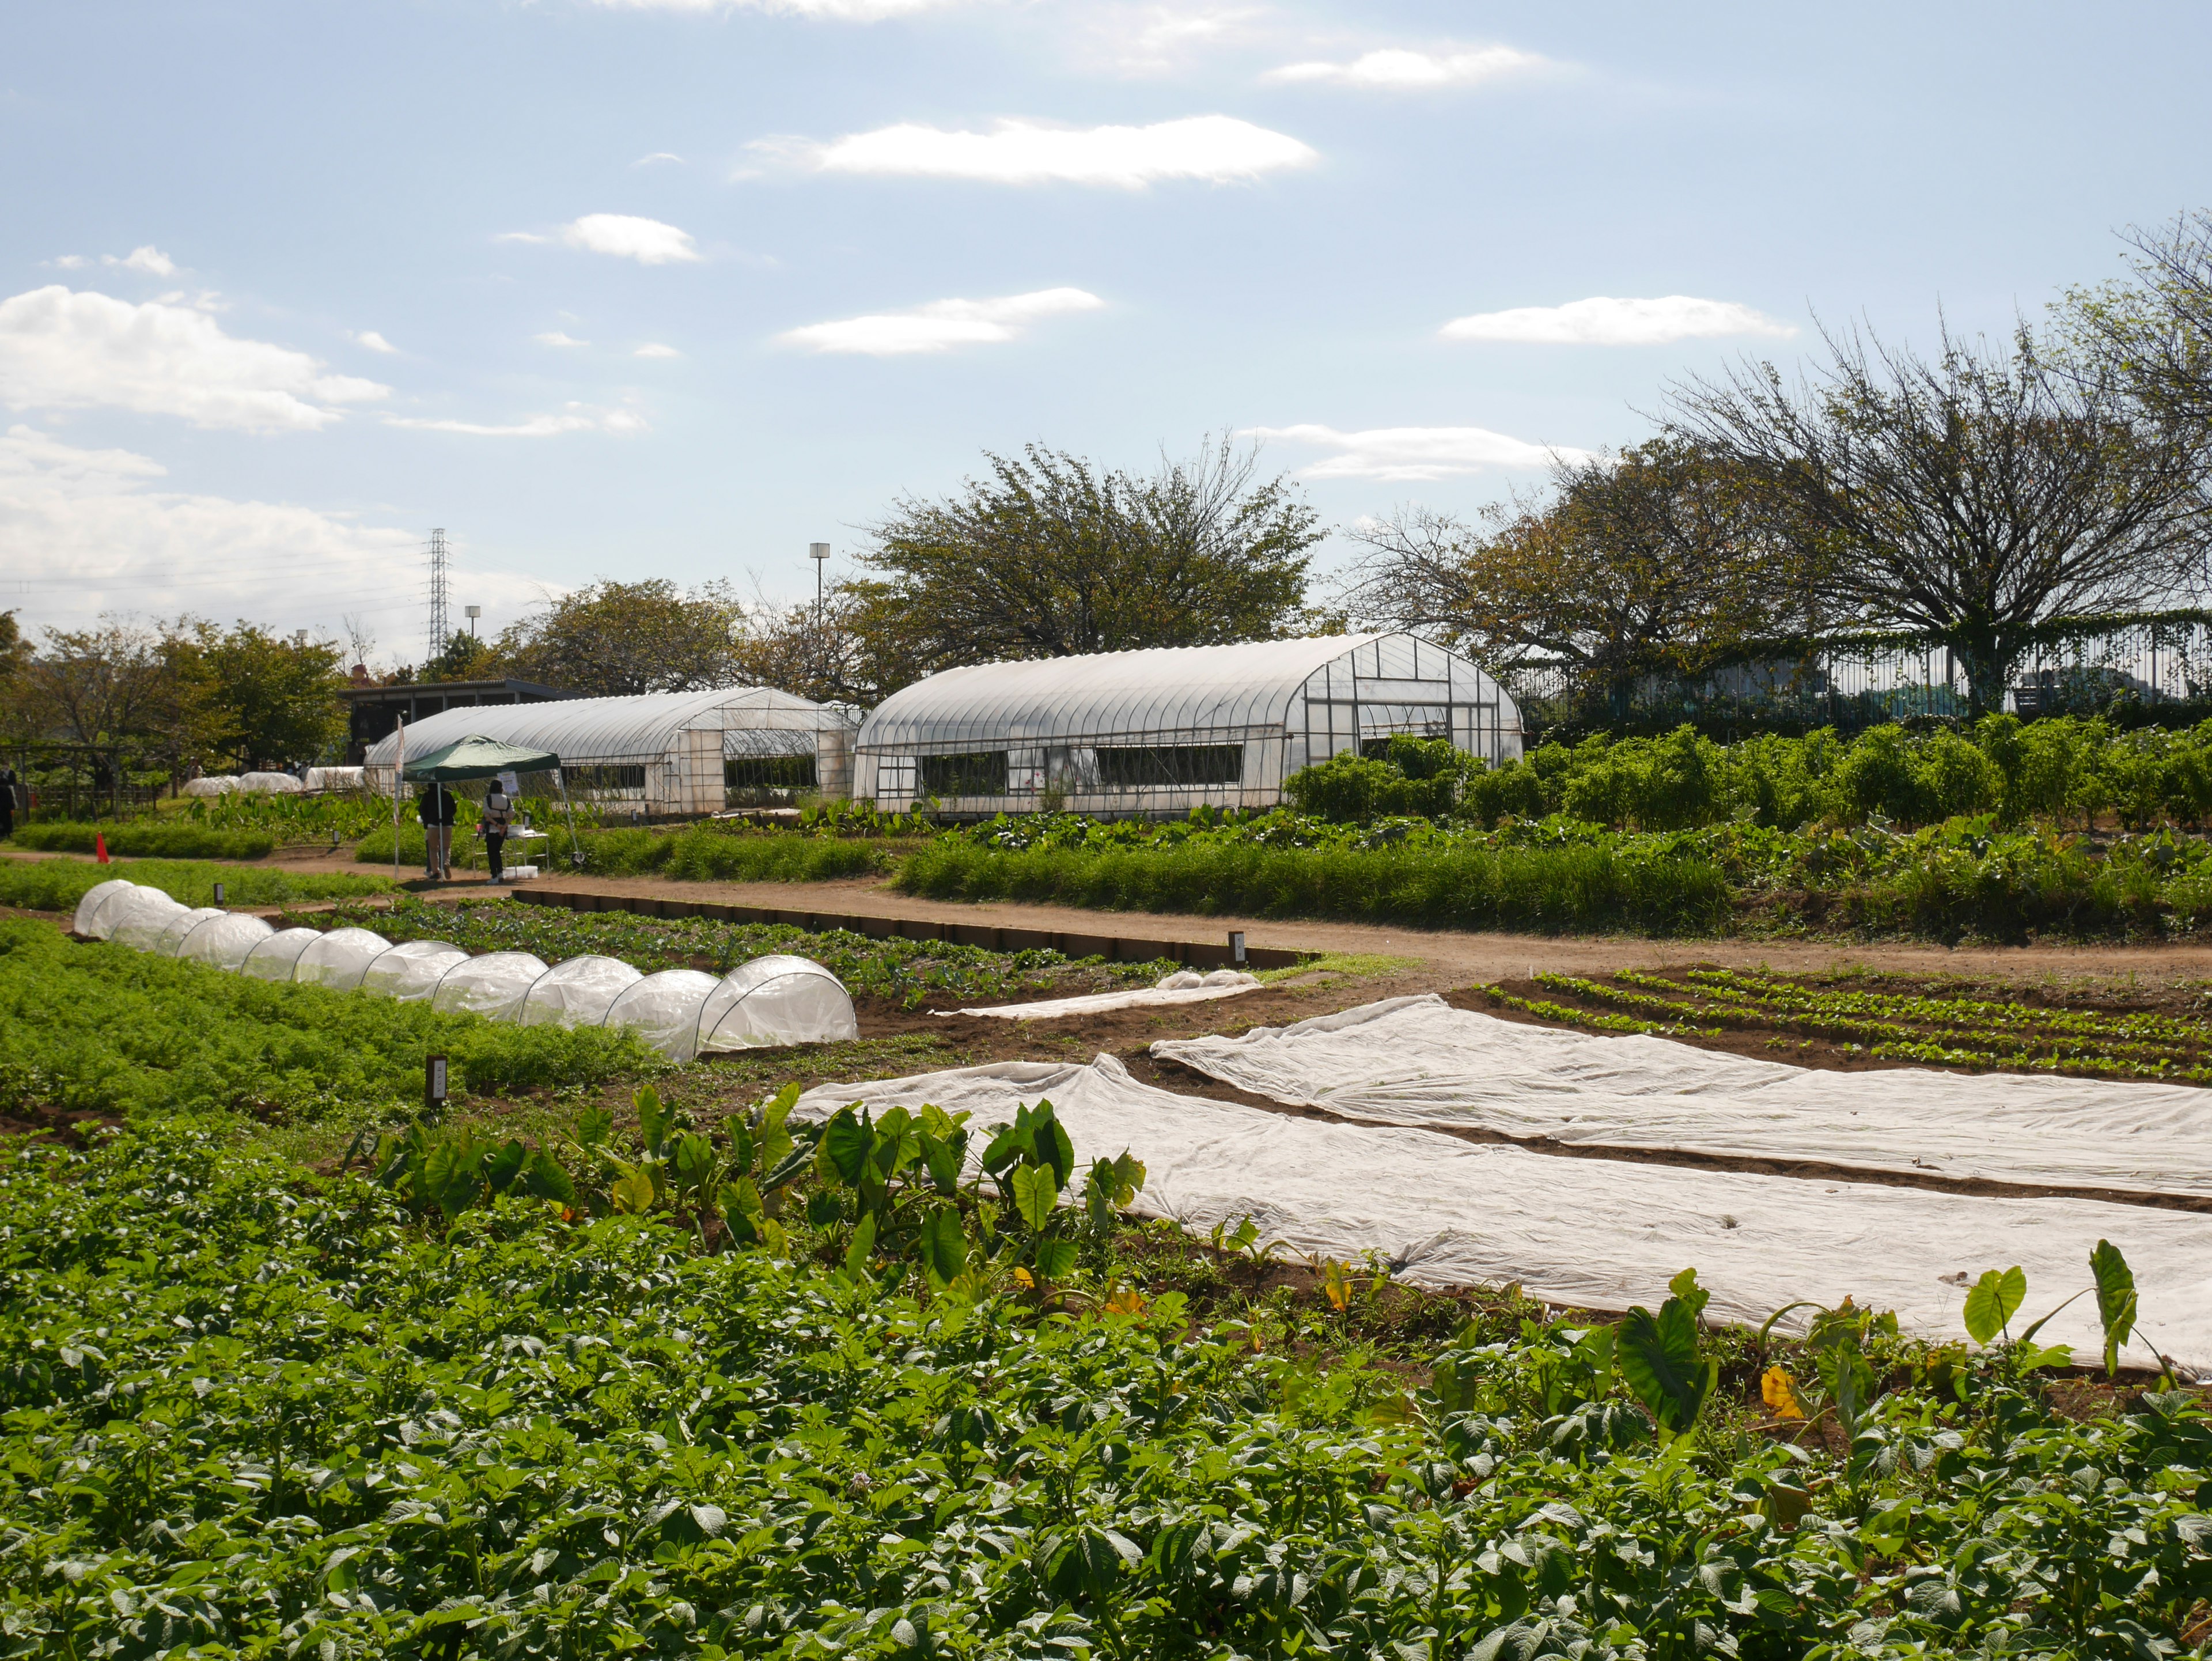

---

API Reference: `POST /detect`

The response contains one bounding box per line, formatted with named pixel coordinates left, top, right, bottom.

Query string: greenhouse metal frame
left=360, top=687, right=859, bottom=814
left=853, top=633, right=1523, bottom=818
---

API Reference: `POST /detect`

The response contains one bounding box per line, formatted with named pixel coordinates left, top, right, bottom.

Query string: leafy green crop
left=3, top=1120, right=2209, bottom=1660
left=6, top=820, right=277, bottom=860
left=0, top=858, right=393, bottom=915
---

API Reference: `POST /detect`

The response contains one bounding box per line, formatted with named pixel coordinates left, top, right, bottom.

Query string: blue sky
left=5, top=0, right=2208, bottom=665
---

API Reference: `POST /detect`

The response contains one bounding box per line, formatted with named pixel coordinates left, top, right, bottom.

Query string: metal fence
left=1497, top=613, right=2212, bottom=739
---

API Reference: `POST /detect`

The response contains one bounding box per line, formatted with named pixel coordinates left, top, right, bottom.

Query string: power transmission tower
left=425, top=528, right=450, bottom=665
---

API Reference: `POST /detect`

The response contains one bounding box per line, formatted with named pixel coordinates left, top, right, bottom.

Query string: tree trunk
left=1950, top=627, right=2012, bottom=720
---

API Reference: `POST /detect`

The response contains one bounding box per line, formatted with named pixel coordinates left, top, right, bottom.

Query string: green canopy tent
left=392, top=730, right=582, bottom=879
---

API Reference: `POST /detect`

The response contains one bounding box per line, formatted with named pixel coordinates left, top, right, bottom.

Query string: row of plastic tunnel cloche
left=71, top=880, right=861, bottom=1062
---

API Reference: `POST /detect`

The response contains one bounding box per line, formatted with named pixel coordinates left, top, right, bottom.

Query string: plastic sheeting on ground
left=73, top=879, right=137, bottom=936
left=361, top=939, right=469, bottom=1001
left=522, top=955, right=643, bottom=1029
left=432, top=951, right=550, bottom=1020
left=942, top=967, right=1263, bottom=1021
left=698, top=954, right=861, bottom=1051
left=241, top=927, right=322, bottom=981
left=176, top=913, right=275, bottom=971
left=1154, top=995, right=2212, bottom=1202
left=790, top=1053, right=2211, bottom=1374
left=604, top=969, right=721, bottom=1061
left=294, top=928, right=394, bottom=991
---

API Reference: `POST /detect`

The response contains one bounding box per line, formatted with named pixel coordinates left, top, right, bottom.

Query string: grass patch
left=7, top=820, right=276, bottom=860
left=0, top=856, right=393, bottom=914
left=357, top=821, right=904, bottom=881
left=1253, top=950, right=1421, bottom=984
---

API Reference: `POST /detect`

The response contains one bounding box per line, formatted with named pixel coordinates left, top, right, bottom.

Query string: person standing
left=418, top=780, right=457, bottom=880
left=480, top=775, right=513, bottom=885
left=0, top=764, right=17, bottom=840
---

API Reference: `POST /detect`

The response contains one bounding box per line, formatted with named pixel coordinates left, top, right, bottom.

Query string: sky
left=5, top=0, right=2209, bottom=668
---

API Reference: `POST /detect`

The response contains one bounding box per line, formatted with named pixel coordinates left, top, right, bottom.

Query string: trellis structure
left=854, top=634, right=1522, bottom=818
left=361, top=687, right=858, bottom=814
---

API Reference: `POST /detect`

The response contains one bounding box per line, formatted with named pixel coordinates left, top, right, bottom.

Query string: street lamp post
left=465, top=605, right=482, bottom=638
left=809, top=542, right=830, bottom=693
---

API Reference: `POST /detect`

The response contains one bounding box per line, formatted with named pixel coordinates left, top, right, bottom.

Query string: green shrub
left=8, top=819, right=276, bottom=859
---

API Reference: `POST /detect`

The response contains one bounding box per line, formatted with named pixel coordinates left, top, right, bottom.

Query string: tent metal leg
left=558, top=772, right=584, bottom=869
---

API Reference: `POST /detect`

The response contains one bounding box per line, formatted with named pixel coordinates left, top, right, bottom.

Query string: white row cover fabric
left=432, top=951, right=551, bottom=1020
left=1154, top=996, right=2212, bottom=1202
left=239, top=771, right=305, bottom=793
left=179, top=776, right=236, bottom=797
left=789, top=1053, right=2211, bottom=1374
left=73, top=879, right=138, bottom=936
left=698, top=954, right=861, bottom=1051
left=854, top=633, right=1523, bottom=817
left=360, top=939, right=469, bottom=1001
left=242, top=928, right=323, bottom=980
left=176, top=913, right=276, bottom=970
left=942, top=968, right=1262, bottom=1021
left=75, top=881, right=857, bottom=1059
left=303, top=766, right=365, bottom=792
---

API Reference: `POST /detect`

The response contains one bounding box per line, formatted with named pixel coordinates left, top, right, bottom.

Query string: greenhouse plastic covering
left=522, top=955, right=643, bottom=1029
left=603, top=969, right=722, bottom=1061
left=854, top=633, right=1523, bottom=814
left=789, top=1053, right=2212, bottom=1374
left=432, top=951, right=551, bottom=1020
left=946, top=968, right=1261, bottom=1020
left=176, top=913, right=275, bottom=971
left=96, top=887, right=184, bottom=946
left=294, top=928, right=395, bottom=991
left=696, top=955, right=859, bottom=1051
left=359, top=939, right=469, bottom=1001
left=240, top=928, right=323, bottom=981
left=1152, top=996, right=2212, bottom=1202
left=180, top=776, right=237, bottom=797
left=239, top=771, right=305, bottom=793
left=73, top=879, right=137, bottom=936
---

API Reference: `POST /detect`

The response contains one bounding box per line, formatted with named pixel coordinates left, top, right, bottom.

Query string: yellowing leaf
left=1104, top=1282, right=1147, bottom=1316
left=1319, top=1258, right=1354, bottom=1312
left=1761, top=1364, right=1805, bottom=1420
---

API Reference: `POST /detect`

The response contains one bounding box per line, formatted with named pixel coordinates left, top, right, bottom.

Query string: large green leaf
left=635, top=1084, right=674, bottom=1156
left=918, top=1206, right=967, bottom=1286
left=1032, top=1236, right=1078, bottom=1283
left=521, top=1148, right=577, bottom=1206
left=1617, top=1292, right=1713, bottom=1436
left=482, top=1137, right=528, bottom=1194
left=1010, top=1164, right=1056, bottom=1232
left=669, top=1131, right=718, bottom=1199
left=1033, top=1102, right=1075, bottom=1190
left=843, top=1210, right=877, bottom=1281
left=421, top=1137, right=486, bottom=1220
left=2090, top=1239, right=2137, bottom=1377
left=821, top=1108, right=874, bottom=1186
left=919, top=1130, right=964, bottom=1195
left=1963, top=1266, right=2025, bottom=1345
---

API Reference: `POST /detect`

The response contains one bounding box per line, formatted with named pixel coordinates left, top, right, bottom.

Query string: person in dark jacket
left=417, top=781, right=458, bottom=880
left=0, top=765, right=17, bottom=839
left=480, top=778, right=513, bottom=884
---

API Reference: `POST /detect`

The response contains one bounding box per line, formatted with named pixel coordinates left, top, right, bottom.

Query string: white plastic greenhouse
left=359, top=686, right=859, bottom=814
left=853, top=633, right=1522, bottom=818
left=69, top=882, right=863, bottom=1061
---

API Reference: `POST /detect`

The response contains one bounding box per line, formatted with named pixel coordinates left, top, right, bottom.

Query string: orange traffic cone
left=94, top=831, right=110, bottom=864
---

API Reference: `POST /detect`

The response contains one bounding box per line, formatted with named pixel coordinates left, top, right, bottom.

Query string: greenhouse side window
left=921, top=752, right=1010, bottom=796
left=1094, top=744, right=1244, bottom=788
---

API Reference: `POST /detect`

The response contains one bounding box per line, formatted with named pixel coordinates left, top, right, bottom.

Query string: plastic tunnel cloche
left=698, top=954, right=859, bottom=1052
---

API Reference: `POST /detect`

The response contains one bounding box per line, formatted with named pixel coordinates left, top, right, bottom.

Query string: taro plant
left=1961, top=1240, right=2141, bottom=1379
left=1616, top=1267, right=1718, bottom=1442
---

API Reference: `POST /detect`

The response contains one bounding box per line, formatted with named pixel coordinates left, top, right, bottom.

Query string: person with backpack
left=417, top=780, right=458, bottom=880
left=480, top=775, right=514, bottom=884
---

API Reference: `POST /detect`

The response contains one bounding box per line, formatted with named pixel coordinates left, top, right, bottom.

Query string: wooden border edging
left=502, top=886, right=1313, bottom=970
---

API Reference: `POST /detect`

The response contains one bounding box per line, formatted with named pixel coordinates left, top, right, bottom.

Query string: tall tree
left=195, top=623, right=346, bottom=769
left=1667, top=321, right=2209, bottom=714
left=846, top=437, right=1321, bottom=693
left=1341, top=439, right=1807, bottom=713
left=2058, top=210, right=2212, bottom=426
left=17, top=620, right=213, bottom=807
left=497, top=579, right=746, bottom=696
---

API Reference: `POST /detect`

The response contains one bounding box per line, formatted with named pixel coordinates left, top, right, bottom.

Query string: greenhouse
left=359, top=686, right=859, bottom=814
left=852, top=633, right=1523, bottom=818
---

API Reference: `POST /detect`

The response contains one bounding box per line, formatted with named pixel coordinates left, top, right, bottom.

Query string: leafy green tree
left=16, top=619, right=215, bottom=804
left=2057, top=209, right=2212, bottom=426
left=846, top=436, right=1322, bottom=695
left=1668, top=321, right=2209, bottom=716
left=191, top=623, right=346, bottom=770
left=498, top=578, right=745, bottom=695
left=1343, top=440, right=1808, bottom=720
left=423, top=629, right=502, bottom=683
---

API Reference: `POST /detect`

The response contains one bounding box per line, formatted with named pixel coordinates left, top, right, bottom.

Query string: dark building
left=340, top=678, right=574, bottom=763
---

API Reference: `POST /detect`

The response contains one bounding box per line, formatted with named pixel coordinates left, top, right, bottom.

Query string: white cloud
left=0, top=286, right=389, bottom=433
left=103, top=245, right=178, bottom=276
left=533, top=330, right=590, bottom=347
left=768, top=115, right=1317, bottom=187
left=776, top=287, right=1104, bottom=355
left=51, top=255, right=88, bottom=270
left=1244, top=423, right=1589, bottom=480
left=349, top=328, right=399, bottom=354
left=634, top=342, right=682, bottom=358
left=385, top=403, right=647, bottom=437
left=1440, top=295, right=1799, bottom=345
left=1266, top=44, right=1546, bottom=89
left=632, top=151, right=685, bottom=166
left=589, top=0, right=958, bottom=16
left=0, top=424, right=554, bottom=637
left=562, top=213, right=701, bottom=264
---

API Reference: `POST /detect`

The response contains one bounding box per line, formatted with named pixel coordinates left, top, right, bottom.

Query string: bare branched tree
left=1666, top=320, right=2210, bottom=714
